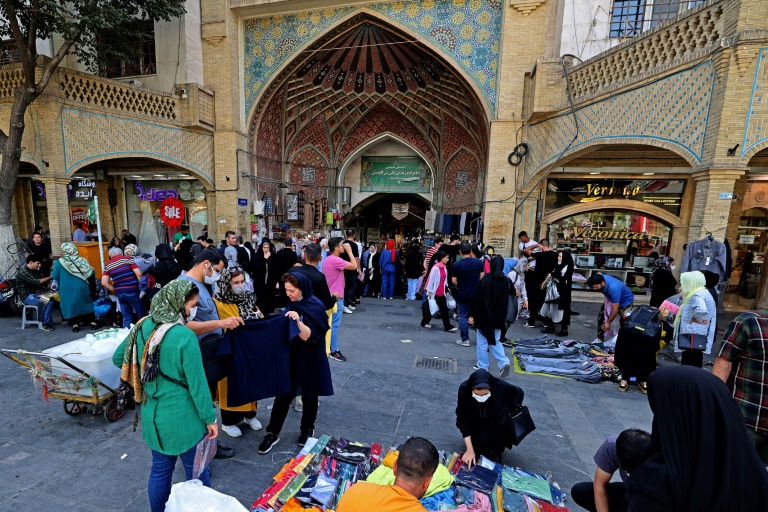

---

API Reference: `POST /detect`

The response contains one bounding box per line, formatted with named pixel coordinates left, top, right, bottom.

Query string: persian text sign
left=361, top=156, right=429, bottom=193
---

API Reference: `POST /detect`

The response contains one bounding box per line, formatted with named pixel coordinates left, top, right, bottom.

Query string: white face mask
left=231, top=284, right=246, bottom=295
left=472, top=392, right=491, bottom=403
left=670, top=265, right=676, bottom=271
left=185, top=306, right=197, bottom=322
left=204, top=264, right=222, bottom=284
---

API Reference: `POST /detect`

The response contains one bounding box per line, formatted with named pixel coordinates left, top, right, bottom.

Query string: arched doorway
left=344, top=192, right=430, bottom=244
left=247, top=13, right=489, bottom=236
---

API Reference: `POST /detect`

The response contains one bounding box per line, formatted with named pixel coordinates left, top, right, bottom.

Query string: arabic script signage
left=361, top=156, right=429, bottom=193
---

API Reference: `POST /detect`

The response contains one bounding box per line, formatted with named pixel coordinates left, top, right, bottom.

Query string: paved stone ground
left=0, top=297, right=739, bottom=511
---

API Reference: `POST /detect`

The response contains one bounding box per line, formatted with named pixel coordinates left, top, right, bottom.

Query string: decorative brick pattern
left=525, top=62, right=714, bottom=179
left=288, top=147, right=329, bottom=200
left=0, top=64, right=24, bottom=97
left=61, top=109, right=213, bottom=181
left=443, top=148, right=480, bottom=213
left=243, top=0, right=502, bottom=117
left=742, top=47, right=768, bottom=158
left=0, top=106, right=43, bottom=170
left=287, top=115, right=332, bottom=162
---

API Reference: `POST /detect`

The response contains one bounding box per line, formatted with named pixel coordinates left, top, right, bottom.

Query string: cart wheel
left=63, top=400, right=83, bottom=416
left=104, top=397, right=125, bottom=422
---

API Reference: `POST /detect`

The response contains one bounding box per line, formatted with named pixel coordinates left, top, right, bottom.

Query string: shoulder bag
left=676, top=317, right=711, bottom=351
left=505, top=403, right=536, bottom=447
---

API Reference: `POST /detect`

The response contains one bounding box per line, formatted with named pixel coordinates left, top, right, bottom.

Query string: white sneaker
left=349, top=305, right=356, bottom=310
left=456, top=339, right=470, bottom=347
left=221, top=424, right=243, bottom=438
left=343, top=307, right=354, bottom=314
left=294, top=395, right=303, bottom=412
left=243, top=417, right=263, bottom=431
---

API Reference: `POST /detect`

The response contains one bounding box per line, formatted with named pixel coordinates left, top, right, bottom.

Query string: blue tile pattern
left=243, top=0, right=502, bottom=118
left=742, top=48, right=768, bottom=158
left=60, top=109, right=214, bottom=182
left=525, top=62, right=714, bottom=179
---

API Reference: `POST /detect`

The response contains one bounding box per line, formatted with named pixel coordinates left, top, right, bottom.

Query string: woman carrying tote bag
left=674, top=271, right=716, bottom=368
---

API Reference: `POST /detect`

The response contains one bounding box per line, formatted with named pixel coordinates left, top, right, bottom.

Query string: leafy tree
left=0, top=0, right=186, bottom=269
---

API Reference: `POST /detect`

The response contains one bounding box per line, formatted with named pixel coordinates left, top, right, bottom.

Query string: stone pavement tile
left=319, top=402, right=401, bottom=436
left=0, top=444, right=77, bottom=491
left=0, top=489, right=103, bottom=512
left=395, top=400, right=457, bottom=444
left=12, top=423, right=111, bottom=460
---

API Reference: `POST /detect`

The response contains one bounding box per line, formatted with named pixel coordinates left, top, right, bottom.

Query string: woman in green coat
left=113, top=279, right=217, bottom=512
left=51, top=242, right=97, bottom=331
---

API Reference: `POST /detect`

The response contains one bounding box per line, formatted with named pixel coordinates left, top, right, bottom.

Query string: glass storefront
left=31, top=178, right=98, bottom=238
left=725, top=208, right=768, bottom=309
left=546, top=178, right=685, bottom=215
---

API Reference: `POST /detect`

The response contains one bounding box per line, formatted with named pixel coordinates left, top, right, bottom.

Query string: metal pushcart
left=1, top=349, right=126, bottom=422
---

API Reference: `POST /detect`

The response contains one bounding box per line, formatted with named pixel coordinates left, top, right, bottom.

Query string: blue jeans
left=382, top=271, right=396, bottom=299
left=458, top=303, right=471, bottom=342
left=476, top=329, right=510, bottom=371
left=117, top=290, right=146, bottom=328
left=406, top=278, right=419, bottom=300
left=331, top=298, right=344, bottom=352
left=23, top=294, right=53, bottom=325
left=148, top=439, right=211, bottom=512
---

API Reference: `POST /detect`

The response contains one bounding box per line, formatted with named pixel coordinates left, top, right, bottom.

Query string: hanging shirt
left=681, top=239, right=727, bottom=280
left=218, top=315, right=292, bottom=406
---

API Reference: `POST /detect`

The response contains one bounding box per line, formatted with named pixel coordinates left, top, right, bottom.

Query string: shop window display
left=726, top=208, right=768, bottom=309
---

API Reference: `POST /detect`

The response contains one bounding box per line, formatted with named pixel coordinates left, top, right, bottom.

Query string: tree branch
left=27, top=0, right=39, bottom=59
left=3, top=0, right=34, bottom=85
left=37, top=32, right=79, bottom=92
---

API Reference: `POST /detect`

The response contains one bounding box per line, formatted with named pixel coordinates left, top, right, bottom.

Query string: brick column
left=688, top=169, right=745, bottom=241
left=40, top=176, right=73, bottom=255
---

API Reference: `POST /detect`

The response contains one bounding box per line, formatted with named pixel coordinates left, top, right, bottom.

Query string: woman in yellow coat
left=213, top=268, right=263, bottom=437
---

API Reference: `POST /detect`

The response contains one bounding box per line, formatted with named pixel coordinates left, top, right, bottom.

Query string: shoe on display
left=214, top=442, right=235, bottom=459
left=244, top=417, right=263, bottom=431
left=330, top=350, right=347, bottom=362
left=221, top=424, right=243, bottom=438
left=294, top=396, right=303, bottom=413
left=456, top=339, right=470, bottom=347
left=297, top=428, right=314, bottom=446
left=499, top=363, right=511, bottom=378
left=258, top=432, right=280, bottom=454
left=343, top=307, right=354, bottom=314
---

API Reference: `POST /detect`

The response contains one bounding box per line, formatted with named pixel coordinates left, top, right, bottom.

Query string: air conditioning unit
left=126, top=79, right=143, bottom=88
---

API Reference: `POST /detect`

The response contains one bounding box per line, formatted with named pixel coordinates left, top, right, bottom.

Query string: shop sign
left=572, top=227, right=651, bottom=240
left=71, top=206, right=88, bottom=229
left=546, top=178, right=685, bottom=216
left=720, top=192, right=733, bottom=200
left=160, top=197, right=184, bottom=227
left=301, top=166, right=316, bottom=183
left=586, top=184, right=640, bottom=197
left=238, top=198, right=248, bottom=207
left=361, top=156, right=430, bottom=193
left=135, top=182, right=179, bottom=201
left=739, top=234, right=756, bottom=244
left=70, top=179, right=96, bottom=201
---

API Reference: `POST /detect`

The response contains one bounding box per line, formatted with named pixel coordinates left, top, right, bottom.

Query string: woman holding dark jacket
left=471, top=255, right=511, bottom=376
left=456, top=369, right=525, bottom=465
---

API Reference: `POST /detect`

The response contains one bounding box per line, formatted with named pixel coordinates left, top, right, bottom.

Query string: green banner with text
left=361, top=156, right=430, bottom=193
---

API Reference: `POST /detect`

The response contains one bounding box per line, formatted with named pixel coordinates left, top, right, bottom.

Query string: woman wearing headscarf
left=379, top=239, right=399, bottom=299
left=508, top=258, right=529, bottom=321
left=421, top=250, right=457, bottom=332
left=258, top=272, right=332, bottom=454
left=471, top=255, right=511, bottom=376
left=213, top=268, right=262, bottom=438
left=251, top=238, right=278, bottom=314
left=649, top=257, right=677, bottom=308
left=543, top=250, right=573, bottom=337
left=146, top=244, right=182, bottom=292
left=626, top=366, right=768, bottom=512
left=111, top=280, right=217, bottom=512
left=404, top=244, right=423, bottom=300
left=51, top=242, right=97, bottom=332
left=456, top=369, right=525, bottom=465
left=174, top=237, right=194, bottom=271
left=674, top=271, right=716, bottom=368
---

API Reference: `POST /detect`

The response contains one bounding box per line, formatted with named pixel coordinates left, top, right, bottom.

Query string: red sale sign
left=160, top=197, right=185, bottom=227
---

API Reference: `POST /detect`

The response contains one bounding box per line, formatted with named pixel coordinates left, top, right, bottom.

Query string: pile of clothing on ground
left=250, top=433, right=571, bottom=511
left=513, top=336, right=620, bottom=383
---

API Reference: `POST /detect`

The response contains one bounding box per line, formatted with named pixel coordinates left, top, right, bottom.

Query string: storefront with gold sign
left=541, top=177, right=687, bottom=295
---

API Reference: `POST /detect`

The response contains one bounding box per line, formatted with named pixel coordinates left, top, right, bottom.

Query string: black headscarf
left=456, top=369, right=524, bottom=436
left=701, top=269, right=719, bottom=303
left=150, top=243, right=182, bottom=286
left=472, top=255, right=509, bottom=344
left=626, top=366, right=768, bottom=512
left=175, top=238, right=194, bottom=271
left=284, top=271, right=329, bottom=343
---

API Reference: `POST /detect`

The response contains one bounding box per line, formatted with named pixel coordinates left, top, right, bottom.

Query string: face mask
left=670, top=265, right=676, bottom=270
left=472, top=392, right=491, bottom=403
left=204, top=264, right=221, bottom=284
left=231, top=284, right=246, bottom=295
left=183, top=306, right=197, bottom=322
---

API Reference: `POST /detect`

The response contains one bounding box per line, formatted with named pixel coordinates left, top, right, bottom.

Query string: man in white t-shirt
left=518, top=231, right=539, bottom=268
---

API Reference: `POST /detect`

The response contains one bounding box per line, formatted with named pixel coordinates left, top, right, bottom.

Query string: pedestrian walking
left=404, top=244, right=422, bottom=300
left=470, top=255, right=511, bottom=376
left=523, top=239, right=558, bottom=329
left=421, top=250, right=457, bottom=332
left=649, top=257, right=677, bottom=308
left=452, top=242, right=484, bottom=347
left=102, top=246, right=146, bottom=328
left=542, top=250, right=573, bottom=337
left=380, top=239, right=398, bottom=299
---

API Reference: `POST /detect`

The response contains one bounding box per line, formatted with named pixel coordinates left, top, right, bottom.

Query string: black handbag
left=506, top=404, right=536, bottom=447
left=624, top=305, right=661, bottom=339
left=677, top=332, right=708, bottom=351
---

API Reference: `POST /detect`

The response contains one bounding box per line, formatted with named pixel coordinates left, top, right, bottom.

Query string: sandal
left=618, top=381, right=628, bottom=392
left=72, top=324, right=80, bottom=333
left=639, top=382, right=648, bottom=394
left=90, top=322, right=99, bottom=330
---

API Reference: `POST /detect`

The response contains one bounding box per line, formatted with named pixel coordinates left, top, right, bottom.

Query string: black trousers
left=344, top=271, right=358, bottom=305
left=422, top=295, right=452, bottom=330
left=266, top=393, right=318, bottom=435
left=571, top=481, right=627, bottom=512
left=525, top=272, right=543, bottom=326
left=681, top=349, right=703, bottom=368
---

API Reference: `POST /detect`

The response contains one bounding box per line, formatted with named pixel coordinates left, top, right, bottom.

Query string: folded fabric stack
left=249, top=434, right=571, bottom=511
left=513, top=337, right=618, bottom=384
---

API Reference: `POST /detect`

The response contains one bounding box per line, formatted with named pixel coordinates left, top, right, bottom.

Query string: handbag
left=676, top=321, right=711, bottom=351
left=506, top=404, right=536, bottom=447
left=625, top=305, right=661, bottom=339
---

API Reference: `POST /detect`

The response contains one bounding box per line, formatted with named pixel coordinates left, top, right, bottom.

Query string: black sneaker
left=42, top=324, right=54, bottom=331
left=330, top=350, right=347, bottom=362
left=258, top=432, right=280, bottom=454
left=297, top=428, right=314, bottom=446
left=501, top=339, right=514, bottom=348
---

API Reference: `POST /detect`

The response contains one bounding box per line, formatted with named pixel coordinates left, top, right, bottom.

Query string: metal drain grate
left=379, top=322, right=421, bottom=332
left=413, top=355, right=458, bottom=372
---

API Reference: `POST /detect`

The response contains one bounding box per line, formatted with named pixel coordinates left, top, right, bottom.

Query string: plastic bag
left=446, top=293, right=456, bottom=309
left=428, top=297, right=439, bottom=315
left=193, top=435, right=217, bottom=480
left=165, top=479, right=248, bottom=512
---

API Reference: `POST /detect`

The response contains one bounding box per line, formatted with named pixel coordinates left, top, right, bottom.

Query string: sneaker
left=447, top=326, right=458, bottom=333
left=330, top=350, right=347, bottom=362
left=524, top=323, right=537, bottom=328
left=472, top=364, right=480, bottom=370
left=294, top=396, right=303, bottom=413
left=456, top=339, right=470, bottom=347
left=42, top=324, right=54, bottom=332
left=349, top=305, right=356, bottom=310
left=501, top=339, right=514, bottom=348
left=453, top=313, right=458, bottom=319
left=421, top=323, right=432, bottom=329
left=500, top=363, right=511, bottom=378
left=343, top=307, right=354, bottom=314
left=221, top=424, right=243, bottom=438
left=258, top=432, right=280, bottom=454
left=297, top=428, right=314, bottom=446
left=243, top=417, right=263, bottom=431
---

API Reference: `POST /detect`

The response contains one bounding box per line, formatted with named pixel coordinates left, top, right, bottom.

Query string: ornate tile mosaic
left=525, top=62, right=714, bottom=179
left=243, top=0, right=502, bottom=117
left=743, top=47, right=768, bottom=159
left=61, top=109, right=214, bottom=182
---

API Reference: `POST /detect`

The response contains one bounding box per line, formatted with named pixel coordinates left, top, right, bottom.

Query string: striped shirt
left=104, top=256, right=139, bottom=294
left=719, top=310, right=768, bottom=436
